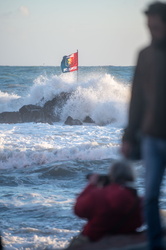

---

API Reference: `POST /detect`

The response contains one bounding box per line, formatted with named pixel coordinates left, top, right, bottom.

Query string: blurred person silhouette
left=121, top=2, right=166, bottom=250
left=66, top=161, right=143, bottom=249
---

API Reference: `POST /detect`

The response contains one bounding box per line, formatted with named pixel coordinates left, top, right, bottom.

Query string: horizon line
left=0, top=64, right=135, bottom=67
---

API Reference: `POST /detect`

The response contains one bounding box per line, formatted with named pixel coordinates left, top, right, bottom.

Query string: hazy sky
left=0, top=0, right=164, bottom=66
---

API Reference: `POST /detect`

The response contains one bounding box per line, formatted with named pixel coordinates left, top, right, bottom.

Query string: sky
left=0, top=0, right=165, bottom=66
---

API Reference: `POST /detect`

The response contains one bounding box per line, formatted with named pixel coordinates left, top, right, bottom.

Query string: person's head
left=109, top=161, right=135, bottom=185
left=144, top=2, right=166, bottom=43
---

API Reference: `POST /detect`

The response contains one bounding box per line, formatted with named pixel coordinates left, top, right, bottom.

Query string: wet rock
left=0, top=111, right=22, bottom=123
left=0, top=92, right=72, bottom=124
left=19, top=105, right=45, bottom=123
left=43, top=92, right=72, bottom=122
left=83, top=116, right=95, bottom=123
left=64, top=116, right=83, bottom=126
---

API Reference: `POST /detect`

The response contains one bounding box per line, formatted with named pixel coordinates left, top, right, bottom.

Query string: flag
left=61, top=51, right=78, bottom=73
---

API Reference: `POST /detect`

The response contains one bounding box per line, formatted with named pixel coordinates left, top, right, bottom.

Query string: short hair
left=144, top=2, right=166, bottom=23
left=110, top=161, right=135, bottom=185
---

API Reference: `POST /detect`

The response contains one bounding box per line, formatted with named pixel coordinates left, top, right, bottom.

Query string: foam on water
left=0, top=91, right=20, bottom=113
left=3, top=229, right=77, bottom=250
left=60, top=73, right=129, bottom=125
left=0, top=122, right=122, bottom=169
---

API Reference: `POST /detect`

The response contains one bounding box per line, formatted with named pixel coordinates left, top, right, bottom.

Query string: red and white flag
left=61, top=51, right=78, bottom=73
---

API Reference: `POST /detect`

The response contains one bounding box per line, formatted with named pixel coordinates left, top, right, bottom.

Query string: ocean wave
left=0, top=140, right=120, bottom=170
left=0, top=72, right=130, bottom=125
left=0, top=123, right=122, bottom=170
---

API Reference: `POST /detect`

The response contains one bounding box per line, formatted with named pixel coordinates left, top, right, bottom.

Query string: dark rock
left=0, top=92, right=77, bottom=124
left=0, top=112, right=22, bottom=123
left=83, top=116, right=95, bottom=123
left=65, top=232, right=148, bottom=250
left=19, top=105, right=45, bottom=123
left=43, top=92, right=72, bottom=122
left=18, top=92, right=72, bottom=124
left=64, top=116, right=83, bottom=126
left=19, top=104, right=41, bottom=114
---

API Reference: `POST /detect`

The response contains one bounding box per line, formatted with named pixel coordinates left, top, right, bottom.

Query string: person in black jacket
left=121, top=2, right=166, bottom=250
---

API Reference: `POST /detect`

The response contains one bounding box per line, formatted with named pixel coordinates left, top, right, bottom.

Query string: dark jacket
left=74, top=183, right=143, bottom=241
left=123, top=42, right=166, bottom=142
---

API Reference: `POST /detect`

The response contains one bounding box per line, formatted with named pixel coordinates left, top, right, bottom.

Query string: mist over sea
left=1, top=65, right=166, bottom=249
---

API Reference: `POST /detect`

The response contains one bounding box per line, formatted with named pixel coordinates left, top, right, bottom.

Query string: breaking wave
left=0, top=72, right=130, bottom=126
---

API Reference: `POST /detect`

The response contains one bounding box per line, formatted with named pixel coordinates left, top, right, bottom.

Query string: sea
left=0, top=65, right=166, bottom=250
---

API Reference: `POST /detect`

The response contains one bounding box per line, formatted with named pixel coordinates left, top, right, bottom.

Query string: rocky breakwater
left=0, top=92, right=71, bottom=125
left=0, top=92, right=95, bottom=125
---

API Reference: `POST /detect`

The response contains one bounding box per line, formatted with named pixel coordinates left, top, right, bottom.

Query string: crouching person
left=66, top=161, right=144, bottom=249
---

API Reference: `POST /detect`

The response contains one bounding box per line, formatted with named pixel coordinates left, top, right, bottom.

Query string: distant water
left=0, top=66, right=166, bottom=249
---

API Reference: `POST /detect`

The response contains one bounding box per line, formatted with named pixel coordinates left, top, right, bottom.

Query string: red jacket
left=74, top=183, right=143, bottom=241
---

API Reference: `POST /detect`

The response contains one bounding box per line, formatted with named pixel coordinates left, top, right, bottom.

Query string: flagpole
left=77, top=49, right=78, bottom=83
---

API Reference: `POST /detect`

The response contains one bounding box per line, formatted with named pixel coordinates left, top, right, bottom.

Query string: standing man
left=121, top=2, right=166, bottom=250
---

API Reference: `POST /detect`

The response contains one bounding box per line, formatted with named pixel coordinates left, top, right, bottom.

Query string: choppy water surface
left=0, top=66, right=166, bottom=249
